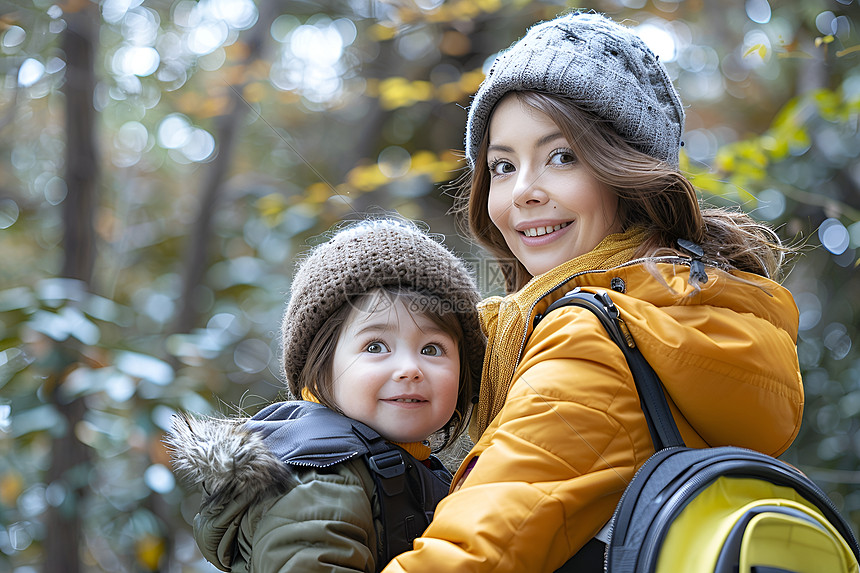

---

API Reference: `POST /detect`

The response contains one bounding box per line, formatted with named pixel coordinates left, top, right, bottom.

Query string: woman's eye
left=421, top=343, right=443, bottom=356
left=365, top=341, right=389, bottom=354
left=489, top=160, right=515, bottom=176
left=549, top=149, right=576, bottom=165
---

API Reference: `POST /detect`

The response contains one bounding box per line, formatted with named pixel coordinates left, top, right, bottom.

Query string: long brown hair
left=456, top=91, right=786, bottom=293
left=297, top=287, right=474, bottom=451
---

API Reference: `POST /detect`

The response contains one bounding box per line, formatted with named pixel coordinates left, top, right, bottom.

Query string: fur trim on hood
left=165, top=413, right=295, bottom=506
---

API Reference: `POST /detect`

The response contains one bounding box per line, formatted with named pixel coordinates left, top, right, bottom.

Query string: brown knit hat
left=281, top=218, right=485, bottom=397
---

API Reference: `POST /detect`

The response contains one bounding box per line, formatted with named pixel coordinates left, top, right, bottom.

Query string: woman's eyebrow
left=488, top=131, right=566, bottom=153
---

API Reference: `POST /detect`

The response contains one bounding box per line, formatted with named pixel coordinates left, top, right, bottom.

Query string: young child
left=381, top=11, right=804, bottom=573
left=168, top=218, right=484, bottom=573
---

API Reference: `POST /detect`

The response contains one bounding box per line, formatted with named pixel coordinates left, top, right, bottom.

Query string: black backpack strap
left=533, top=288, right=685, bottom=451
left=350, top=422, right=422, bottom=568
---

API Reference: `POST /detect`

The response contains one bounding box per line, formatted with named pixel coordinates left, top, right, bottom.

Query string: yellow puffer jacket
left=382, top=260, right=803, bottom=573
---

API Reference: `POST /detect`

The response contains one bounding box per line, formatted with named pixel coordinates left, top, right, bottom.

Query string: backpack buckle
left=367, top=449, right=406, bottom=479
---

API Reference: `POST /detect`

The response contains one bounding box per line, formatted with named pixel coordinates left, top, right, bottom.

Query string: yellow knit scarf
left=471, top=227, right=649, bottom=441
left=300, top=388, right=431, bottom=460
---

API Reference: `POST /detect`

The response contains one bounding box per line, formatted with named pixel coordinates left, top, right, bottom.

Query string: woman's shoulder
left=523, top=262, right=802, bottom=456
left=528, top=260, right=798, bottom=354
left=544, top=259, right=797, bottom=323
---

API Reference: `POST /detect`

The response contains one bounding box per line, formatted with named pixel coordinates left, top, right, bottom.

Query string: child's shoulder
left=244, top=400, right=377, bottom=468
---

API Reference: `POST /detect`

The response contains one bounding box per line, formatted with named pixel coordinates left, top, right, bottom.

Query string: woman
left=381, top=11, right=803, bottom=573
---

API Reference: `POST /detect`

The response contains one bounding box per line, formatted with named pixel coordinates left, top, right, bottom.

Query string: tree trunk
left=60, top=7, right=98, bottom=283
left=173, top=2, right=279, bottom=334
left=45, top=4, right=99, bottom=573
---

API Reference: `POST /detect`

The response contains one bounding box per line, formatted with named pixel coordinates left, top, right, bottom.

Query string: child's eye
left=420, top=343, right=444, bottom=356
left=489, top=159, right=515, bottom=176
left=365, top=341, right=389, bottom=354
left=549, top=148, right=576, bottom=165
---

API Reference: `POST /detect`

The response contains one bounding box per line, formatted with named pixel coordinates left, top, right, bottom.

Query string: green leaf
left=0, top=287, right=38, bottom=312
left=115, top=351, right=174, bottom=386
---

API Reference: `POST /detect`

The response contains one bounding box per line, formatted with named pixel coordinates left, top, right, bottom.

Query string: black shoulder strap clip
left=351, top=421, right=417, bottom=567
left=352, top=422, right=408, bottom=494
left=533, top=288, right=685, bottom=451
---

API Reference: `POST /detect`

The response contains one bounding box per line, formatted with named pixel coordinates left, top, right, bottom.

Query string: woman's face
left=486, top=94, right=622, bottom=278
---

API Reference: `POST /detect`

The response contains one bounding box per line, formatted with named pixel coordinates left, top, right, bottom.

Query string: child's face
left=330, top=294, right=460, bottom=444
left=486, top=94, right=622, bottom=277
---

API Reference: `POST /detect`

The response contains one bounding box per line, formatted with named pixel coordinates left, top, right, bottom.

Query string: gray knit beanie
left=281, top=218, right=484, bottom=396
left=465, top=11, right=685, bottom=167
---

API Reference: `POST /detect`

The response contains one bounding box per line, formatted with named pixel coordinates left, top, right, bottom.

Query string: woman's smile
left=516, top=220, right=574, bottom=248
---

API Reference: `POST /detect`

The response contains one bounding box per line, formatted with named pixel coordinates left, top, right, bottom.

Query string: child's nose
left=394, top=362, right=423, bottom=382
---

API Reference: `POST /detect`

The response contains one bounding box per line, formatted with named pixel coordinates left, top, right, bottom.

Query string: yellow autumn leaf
left=57, top=0, right=91, bottom=14
left=732, top=183, right=757, bottom=204
left=242, top=81, right=266, bottom=103
left=222, top=64, right=246, bottom=86
left=759, top=134, right=789, bottom=160
left=410, top=151, right=458, bottom=181
left=459, top=69, right=486, bottom=93
left=347, top=164, right=388, bottom=192
left=378, top=78, right=434, bottom=109
left=813, top=89, right=842, bottom=118
left=378, top=77, right=412, bottom=110
left=437, top=82, right=464, bottom=103
left=475, top=0, right=503, bottom=11
left=277, top=90, right=302, bottom=105
left=224, top=41, right=251, bottom=62
left=836, top=45, right=860, bottom=57
left=369, top=23, right=397, bottom=41
left=713, top=149, right=736, bottom=172
left=136, top=535, right=165, bottom=571
left=203, top=95, right=233, bottom=117
left=440, top=30, right=471, bottom=57
left=249, top=59, right=271, bottom=79
left=449, top=1, right=481, bottom=20
left=411, top=81, right=434, bottom=101
left=0, top=471, right=24, bottom=506
left=777, top=50, right=814, bottom=59
left=690, top=173, right=730, bottom=195
left=173, top=85, right=231, bottom=116
left=396, top=202, right=422, bottom=220
left=789, top=130, right=811, bottom=153
left=743, top=44, right=767, bottom=60
left=736, top=142, right=768, bottom=168
left=305, top=182, right=334, bottom=204
left=411, top=151, right=437, bottom=169
left=733, top=161, right=766, bottom=181
left=255, top=193, right=289, bottom=226
left=678, top=149, right=692, bottom=172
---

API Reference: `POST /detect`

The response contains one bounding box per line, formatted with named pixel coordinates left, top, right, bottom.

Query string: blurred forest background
left=0, top=0, right=858, bottom=571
